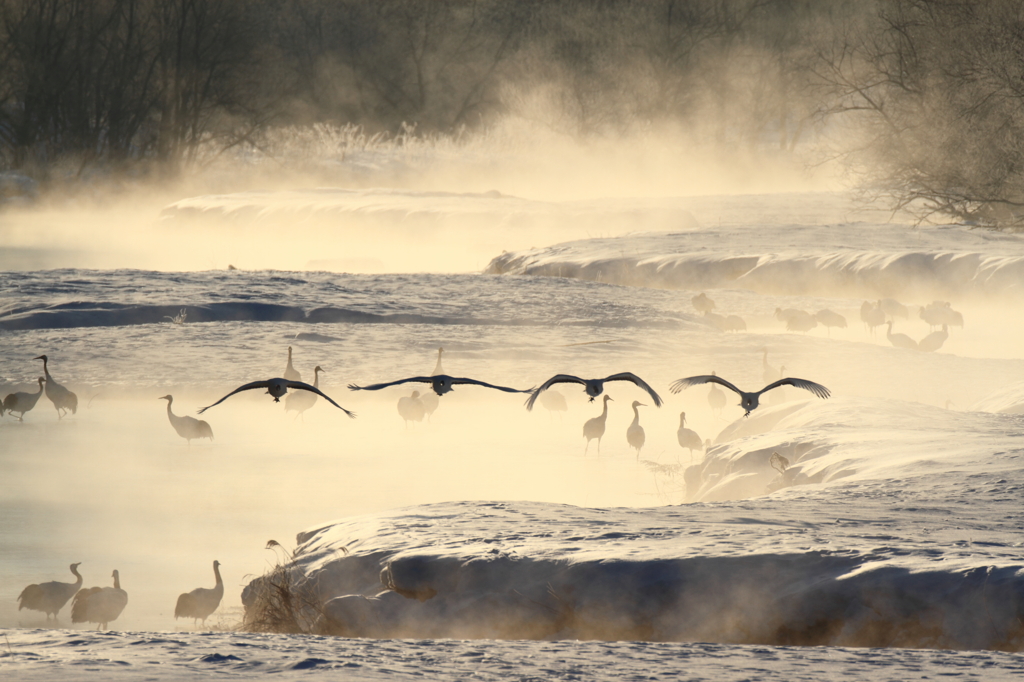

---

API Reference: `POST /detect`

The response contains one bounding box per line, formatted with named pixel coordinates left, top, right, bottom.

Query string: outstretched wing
left=198, top=381, right=271, bottom=414
left=347, top=376, right=433, bottom=392
left=759, top=377, right=830, bottom=400
left=449, top=376, right=533, bottom=394
left=603, top=372, right=664, bottom=407
left=524, top=374, right=586, bottom=411
left=669, top=374, right=743, bottom=396
left=285, top=381, right=356, bottom=418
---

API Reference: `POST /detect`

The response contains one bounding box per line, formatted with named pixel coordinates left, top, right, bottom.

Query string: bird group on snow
left=2, top=355, right=77, bottom=421
left=17, top=560, right=223, bottom=630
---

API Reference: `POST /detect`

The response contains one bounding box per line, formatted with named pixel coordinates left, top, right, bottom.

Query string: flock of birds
left=4, top=345, right=832, bottom=463
left=174, top=345, right=831, bottom=459
left=17, top=560, right=223, bottom=629
left=689, top=292, right=963, bottom=353
left=12, top=342, right=830, bottom=630
left=9, top=296, right=967, bottom=632
left=9, top=296, right=952, bottom=629
left=3, top=294, right=956, bottom=434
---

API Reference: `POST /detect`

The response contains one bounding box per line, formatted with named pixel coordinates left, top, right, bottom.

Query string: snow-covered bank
left=250, top=473, right=1024, bottom=649
left=5, top=629, right=1022, bottom=682
left=236, top=393, right=1024, bottom=650
left=248, top=497, right=1024, bottom=650
left=485, top=222, right=1024, bottom=300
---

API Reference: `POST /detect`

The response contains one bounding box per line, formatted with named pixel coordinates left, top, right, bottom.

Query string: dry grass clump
left=242, top=564, right=338, bottom=634
left=240, top=541, right=329, bottom=634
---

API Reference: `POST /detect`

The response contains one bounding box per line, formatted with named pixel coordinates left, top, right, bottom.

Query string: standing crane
left=34, top=355, right=78, bottom=418
left=886, top=321, right=918, bottom=350
left=174, top=560, right=224, bottom=627
left=17, top=562, right=83, bottom=620
left=626, top=401, right=646, bottom=459
left=283, top=347, right=302, bottom=382
left=160, top=395, right=214, bottom=445
left=4, top=377, right=45, bottom=421
left=285, top=366, right=324, bottom=419
left=676, top=412, right=703, bottom=462
left=583, top=395, right=613, bottom=455
left=71, top=570, right=128, bottom=630
left=397, top=391, right=427, bottom=426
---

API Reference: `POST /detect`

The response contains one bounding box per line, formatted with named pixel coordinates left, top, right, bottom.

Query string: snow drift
left=485, top=223, right=1024, bottom=300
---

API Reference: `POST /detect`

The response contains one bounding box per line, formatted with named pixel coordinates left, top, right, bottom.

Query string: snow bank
left=240, top=396, right=1024, bottom=650
left=160, top=188, right=698, bottom=236
left=486, top=223, right=1024, bottom=299
left=686, top=398, right=1015, bottom=501
left=244, top=498, right=1024, bottom=650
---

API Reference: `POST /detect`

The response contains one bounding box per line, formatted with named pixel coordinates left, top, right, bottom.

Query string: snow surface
left=3, top=190, right=1024, bottom=679
left=4, top=629, right=1023, bottom=681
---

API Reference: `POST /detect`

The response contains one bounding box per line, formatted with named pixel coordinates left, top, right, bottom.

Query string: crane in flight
left=199, top=378, right=355, bottom=417
left=349, top=374, right=530, bottom=397
left=525, top=372, right=662, bottom=411
left=670, top=374, right=830, bottom=416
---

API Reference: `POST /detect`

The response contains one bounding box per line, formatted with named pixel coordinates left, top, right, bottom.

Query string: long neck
left=679, top=414, right=686, bottom=428
left=313, top=368, right=320, bottom=388
left=213, top=562, right=223, bottom=586
left=71, top=565, right=82, bottom=587
left=41, top=357, right=51, bottom=380
left=631, top=405, right=640, bottom=425
left=601, top=399, right=609, bottom=419
left=37, top=379, right=44, bottom=394
left=432, top=350, right=444, bottom=375
left=166, top=399, right=175, bottom=418
left=112, top=572, right=120, bottom=589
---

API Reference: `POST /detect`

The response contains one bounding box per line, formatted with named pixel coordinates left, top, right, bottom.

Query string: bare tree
left=276, top=0, right=532, bottom=132
left=810, top=0, right=1024, bottom=227
left=152, top=0, right=273, bottom=171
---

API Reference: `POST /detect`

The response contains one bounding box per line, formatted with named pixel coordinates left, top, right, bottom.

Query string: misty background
left=1, top=0, right=1023, bottom=227
left=5, top=0, right=1024, bottom=652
